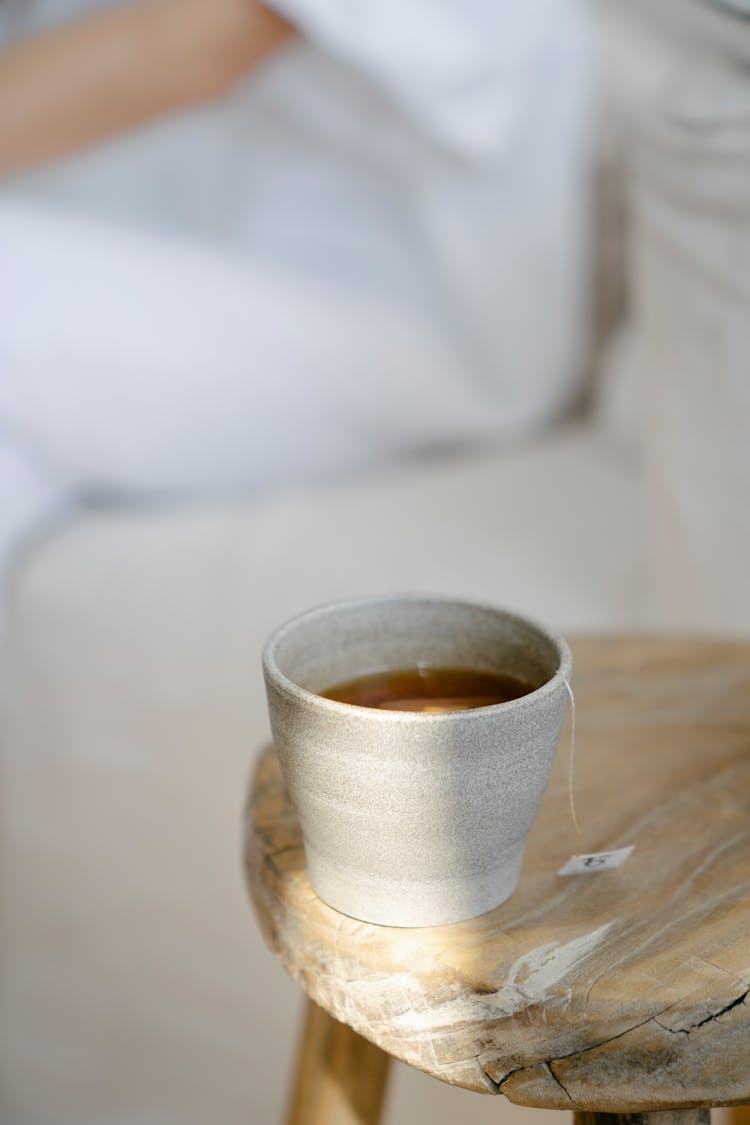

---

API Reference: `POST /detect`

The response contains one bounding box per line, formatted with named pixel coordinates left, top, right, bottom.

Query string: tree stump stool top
left=245, top=638, right=750, bottom=1113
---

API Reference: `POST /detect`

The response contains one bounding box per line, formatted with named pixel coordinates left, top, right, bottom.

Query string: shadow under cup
left=263, top=595, right=572, bottom=927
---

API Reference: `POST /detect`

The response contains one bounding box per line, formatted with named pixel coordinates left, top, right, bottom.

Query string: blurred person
left=0, top=0, right=591, bottom=577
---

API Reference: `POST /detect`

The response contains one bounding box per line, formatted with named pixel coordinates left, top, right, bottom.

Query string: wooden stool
left=245, top=638, right=750, bottom=1125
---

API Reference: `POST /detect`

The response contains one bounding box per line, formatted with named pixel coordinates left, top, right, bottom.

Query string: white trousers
left=0, top=201, right=504, bottom=571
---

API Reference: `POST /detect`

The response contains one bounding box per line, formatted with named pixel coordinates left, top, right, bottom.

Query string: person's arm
left=0, top=0, right=293, bottom=178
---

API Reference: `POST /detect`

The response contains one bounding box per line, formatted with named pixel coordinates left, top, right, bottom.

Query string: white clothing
left=0, top=1, right=591, bottom=566
left=0, top=202, right=507, bottom=498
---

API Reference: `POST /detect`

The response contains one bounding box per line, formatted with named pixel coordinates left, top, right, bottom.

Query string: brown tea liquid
left=321, top=666, right=534, bottom=712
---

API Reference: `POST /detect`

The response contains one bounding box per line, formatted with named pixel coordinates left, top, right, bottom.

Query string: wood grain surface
left=245, top=638, right=750, bottom=1112
left=286, top=1001, right=390, bottom=1125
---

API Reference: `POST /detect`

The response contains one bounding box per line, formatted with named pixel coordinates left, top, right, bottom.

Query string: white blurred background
left=1, top=1, right=749, bottom=1121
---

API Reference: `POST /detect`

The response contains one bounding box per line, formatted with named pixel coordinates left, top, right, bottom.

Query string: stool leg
left=574, top=1113, right=711, bottom=1125
left=285, top=999, right=391, bottom=1125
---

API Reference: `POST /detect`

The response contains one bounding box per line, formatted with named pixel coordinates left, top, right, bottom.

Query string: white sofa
left=2, top=3, right=748, bottom=1122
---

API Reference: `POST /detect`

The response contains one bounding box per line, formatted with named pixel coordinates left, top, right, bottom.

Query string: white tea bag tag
left=558, top=846, right=634, bottom=877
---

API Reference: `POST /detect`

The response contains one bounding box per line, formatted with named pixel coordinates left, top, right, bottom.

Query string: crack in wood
left=491, top=988, right=750, bottom=1104
left=654, top=989, right=749, bottom=1037
left=546, top=1060, right=574, bottom=1103
left=690, top=988, right=748, bottom=1029
left=476, top=1058, right=500, bottom=1093
left=494, top=1009, right=671, bottom=1097
left=495, top=1064, right=526, bottom=1090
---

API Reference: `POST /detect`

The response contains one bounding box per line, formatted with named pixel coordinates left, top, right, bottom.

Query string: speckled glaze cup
left=263, top=595, right=572, bottom=927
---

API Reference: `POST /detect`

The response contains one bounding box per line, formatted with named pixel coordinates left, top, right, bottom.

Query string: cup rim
left=262, top=593, right=573, bottom=722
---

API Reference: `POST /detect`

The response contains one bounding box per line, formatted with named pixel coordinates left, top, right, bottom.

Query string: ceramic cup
left=262, top=594, right=572, bottom=927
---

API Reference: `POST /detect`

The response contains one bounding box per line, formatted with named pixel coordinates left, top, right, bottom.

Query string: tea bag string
left=564, top=678, right=583, bottom=841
